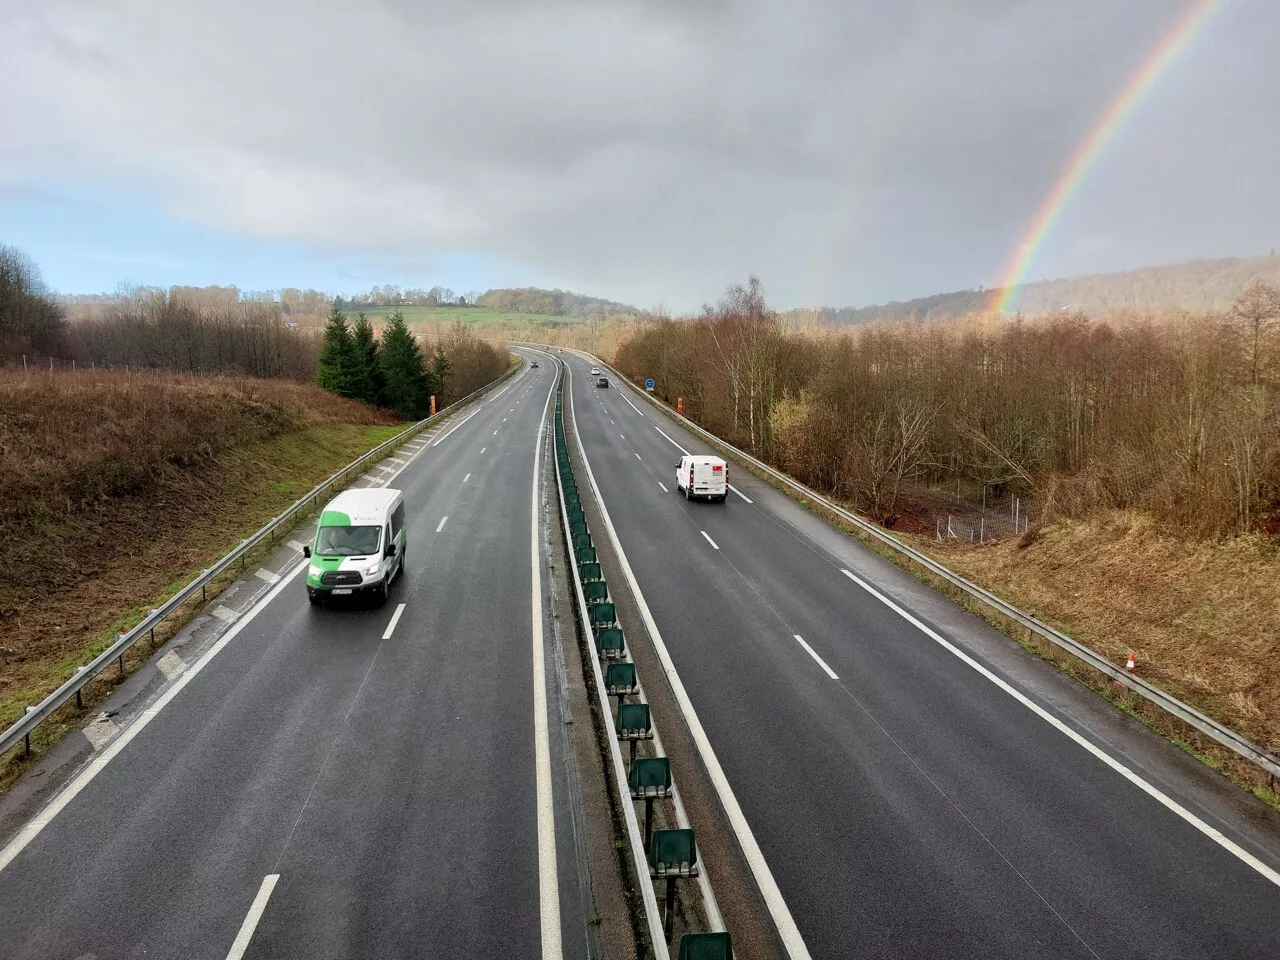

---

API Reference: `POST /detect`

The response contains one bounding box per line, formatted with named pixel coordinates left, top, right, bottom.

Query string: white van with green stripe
left=304, top=488, right=406, bottom=606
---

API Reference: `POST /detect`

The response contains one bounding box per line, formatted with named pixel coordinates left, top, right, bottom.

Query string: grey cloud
left=2, top=0, right=1276, bottom=308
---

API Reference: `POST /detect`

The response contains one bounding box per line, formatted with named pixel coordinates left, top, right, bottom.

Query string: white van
left=304, top=488, right=407, bottom=605
left=675, top=455, right=728, bottom=502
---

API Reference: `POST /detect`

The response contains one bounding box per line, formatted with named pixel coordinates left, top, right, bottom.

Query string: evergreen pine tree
left=315, top=306, right=361, bottom=398
left=350, top=313, right=383, bottom=404
left=432, top=344, right=451, bottom=405
left=379, top=310, right=435, bottom=418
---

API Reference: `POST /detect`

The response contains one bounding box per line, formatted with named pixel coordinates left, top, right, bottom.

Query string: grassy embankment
left=0, top=370, right=402, bottom=787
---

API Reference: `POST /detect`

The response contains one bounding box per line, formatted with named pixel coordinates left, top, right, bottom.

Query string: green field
left=341, top=305, right=585, bottom=329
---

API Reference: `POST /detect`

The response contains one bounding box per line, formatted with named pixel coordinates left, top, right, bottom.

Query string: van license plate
left=332, top=588, right=353, bottom=595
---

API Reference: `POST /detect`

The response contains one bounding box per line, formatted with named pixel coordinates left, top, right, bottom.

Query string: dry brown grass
left=923, top=510, right=1280, bottom=757
left=0, top=369, right=401, bottom=747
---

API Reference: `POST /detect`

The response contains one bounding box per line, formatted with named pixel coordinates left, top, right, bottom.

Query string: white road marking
left=493, top=429, right=499, bottom=436
left=658, top=481, right=668, bottom=493
left=436, top=516, right=448, bottom=533
left=618, top=389, right=647, bottom=417
left=701, top=530, right=720, bottom=550
left=157, top=651, right=185, bottom=679
left=286, top=540, right=306, bottom=553
left=254, top=568, right=280, bottom=585
left=793, top=635, right=839, bottom=680
left=729, top=485, right=753, bottom=503
left=432, top=408, right=482, bottom=446
left=530, top=365, right=563, bottom=959
left=82, top=713, right=120, bottom=751
left=653, top=423, right=690, bottom=455
left=635, top=452, right=643, bottom=461
left=225, top=874, right=279, bottom=960
left=503, top=417, right=508, bottom=422
left=837, top=568, right=1280, bottom=891
left=210, top=605, right=236, bottom=623
left=382, top=603, right=406, bottom=640
left=619, top=433, right=625, bottom=440
left=388, top=456, right=407, bottom=465
left=0, top=562, right=308, bottom=875
left=481, top=447, right=487, bottom=454
left=610, top=419, right=615, bottom=425
left=464, top=472, right=471, bottom=482
left=567, top=372, right=807, bottom=957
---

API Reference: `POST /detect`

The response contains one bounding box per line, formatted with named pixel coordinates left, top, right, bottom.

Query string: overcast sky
left=2, top=0, right=1277, bottom=310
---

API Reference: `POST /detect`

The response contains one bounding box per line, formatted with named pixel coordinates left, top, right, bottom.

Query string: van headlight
left=363, top=561, right=381, bottom=577
left=308, top=564, right=322, bottom=577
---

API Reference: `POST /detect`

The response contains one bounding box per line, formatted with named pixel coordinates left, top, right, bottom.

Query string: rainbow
left=989, top=0, right=1220, bottom=314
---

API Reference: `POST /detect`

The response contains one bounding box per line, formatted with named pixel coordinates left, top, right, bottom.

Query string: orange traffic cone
left=1126, top=652, right=1136, bottom=674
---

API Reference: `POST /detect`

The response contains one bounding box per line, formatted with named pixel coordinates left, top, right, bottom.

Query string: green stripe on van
left=319, top=510, right=352, bottom=526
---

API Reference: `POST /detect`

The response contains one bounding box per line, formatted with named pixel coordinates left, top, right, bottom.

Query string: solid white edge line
left=568, top=368, right=813, bottom=959
left=431, top=407, right=481, bottom=446
left=837, top=568, right=1280, bottom=890
left=793, top=635, right=839, bottom=680
left=224, top=873, right=280, bottom=960
left=729, top=485, right=753, bottom=503
left=701, top=530, right=720, bottom=550
left=0, top=562, right=308, bottom=874
left=618, top=388, right=647, bottom=417
left=436, top=516, right=448, bottom=533
left=652, top=423, right=691, bottom=456
left=382, top=603, right=406, bottom=640
left=531, top=357, right=563, bottom=959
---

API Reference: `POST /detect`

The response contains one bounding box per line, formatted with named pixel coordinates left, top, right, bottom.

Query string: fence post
left=22, top=354, right=27, bottom=370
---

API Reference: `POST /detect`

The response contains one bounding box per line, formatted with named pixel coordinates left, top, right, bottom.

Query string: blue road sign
left=645, top=378, right=655, bottom=391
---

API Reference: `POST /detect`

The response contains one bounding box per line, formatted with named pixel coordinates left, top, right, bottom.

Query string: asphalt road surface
left=0, top=351, right=583, bottom=960
left=564, top=352, right=1280, bottom=960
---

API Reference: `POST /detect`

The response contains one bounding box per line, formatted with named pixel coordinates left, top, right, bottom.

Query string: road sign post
left=645, top=378, right=655, bottom=392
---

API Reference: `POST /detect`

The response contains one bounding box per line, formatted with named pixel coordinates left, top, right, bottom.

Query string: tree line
left=616, top=277, right=1280, bottom=537
left=314, top=310, right=509, bottom=419
left=0, top=245, right=66, bottom=355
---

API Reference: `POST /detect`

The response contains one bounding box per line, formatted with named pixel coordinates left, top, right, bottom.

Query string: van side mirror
left=386, top=543, right=397, bottom=557
left=302, top=545, right=311, bottom=558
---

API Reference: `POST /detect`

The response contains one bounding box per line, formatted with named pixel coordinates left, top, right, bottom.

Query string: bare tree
left=1230, top=280, right=1280, bottom=386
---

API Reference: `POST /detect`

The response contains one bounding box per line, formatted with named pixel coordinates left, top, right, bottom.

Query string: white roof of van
left=323, top=488, right=401, bottom=525
left=685, top=455, right=726, bottom=464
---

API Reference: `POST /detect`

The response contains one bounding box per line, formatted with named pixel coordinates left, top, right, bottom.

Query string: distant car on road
left=596, top=376, right=609, bottom=388
left=531, top=360, right=539, bottom=368
left=675, top=455, right=728, bottom=502
left=590, top=366, right=600, bottom=376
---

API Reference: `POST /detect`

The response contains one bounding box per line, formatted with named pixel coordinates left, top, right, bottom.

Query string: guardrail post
left=75, top=666, right=86, bottom=709
left=23, top=706, right=35, bottom=756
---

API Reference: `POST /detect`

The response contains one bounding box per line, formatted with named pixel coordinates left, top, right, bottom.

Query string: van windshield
left=315, top=525, right=381, bottom=556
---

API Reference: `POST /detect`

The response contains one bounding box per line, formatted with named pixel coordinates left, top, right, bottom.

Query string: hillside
left=475, top=286, right=641, bottom=317
left=0, top=369, right=401, bottom=780
left=805, top=252, right=1280, bottom=323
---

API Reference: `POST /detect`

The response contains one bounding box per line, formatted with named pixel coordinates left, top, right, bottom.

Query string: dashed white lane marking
left=464, top=473, right=471, bottom=482
left=701, top=530, right=720, bottom=550
left=224, top=874, right=280, bottom=960
left=635, top=452, right=643, bottom=461
left=793, top=635, right=839, bottom=680
left=436, top=516, right=448, bottom=533
left=82, top=713, right=120, bottom=752
left=383, top=603, right=407, bottom=640
left=157, top=651, right=186, bottom=679
left=493, top=429, right=499, bottom=436
left=210, top=606, right=237, bottom=623
left=286, top=540, right=306, bottom=553
left=837, top=567, right=1280, bottom=892
left=619, top=433, right=625, bottom=440
left=503, top=418, right=508, bottom=422
left=658, top=481, right=668, bottom=492
left=481, top=447, right=487, bottom=454
left=730, top=485, right=753, bottom=503
left=610, top=419, right=615, bottom=425
left=254, top=568, right=280, bottom=585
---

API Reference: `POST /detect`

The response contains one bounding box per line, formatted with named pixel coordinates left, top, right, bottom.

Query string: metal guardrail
left=0, top=365, right=521, bottom=759
left=561, top=347, right=1280, bottom=785
left=549, top=361, right=672, bottom=959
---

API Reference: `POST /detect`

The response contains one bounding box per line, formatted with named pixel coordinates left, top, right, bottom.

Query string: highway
left=0, top=353, right=582, bottom=959
left=561, top=352, right=1280, bottom=959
